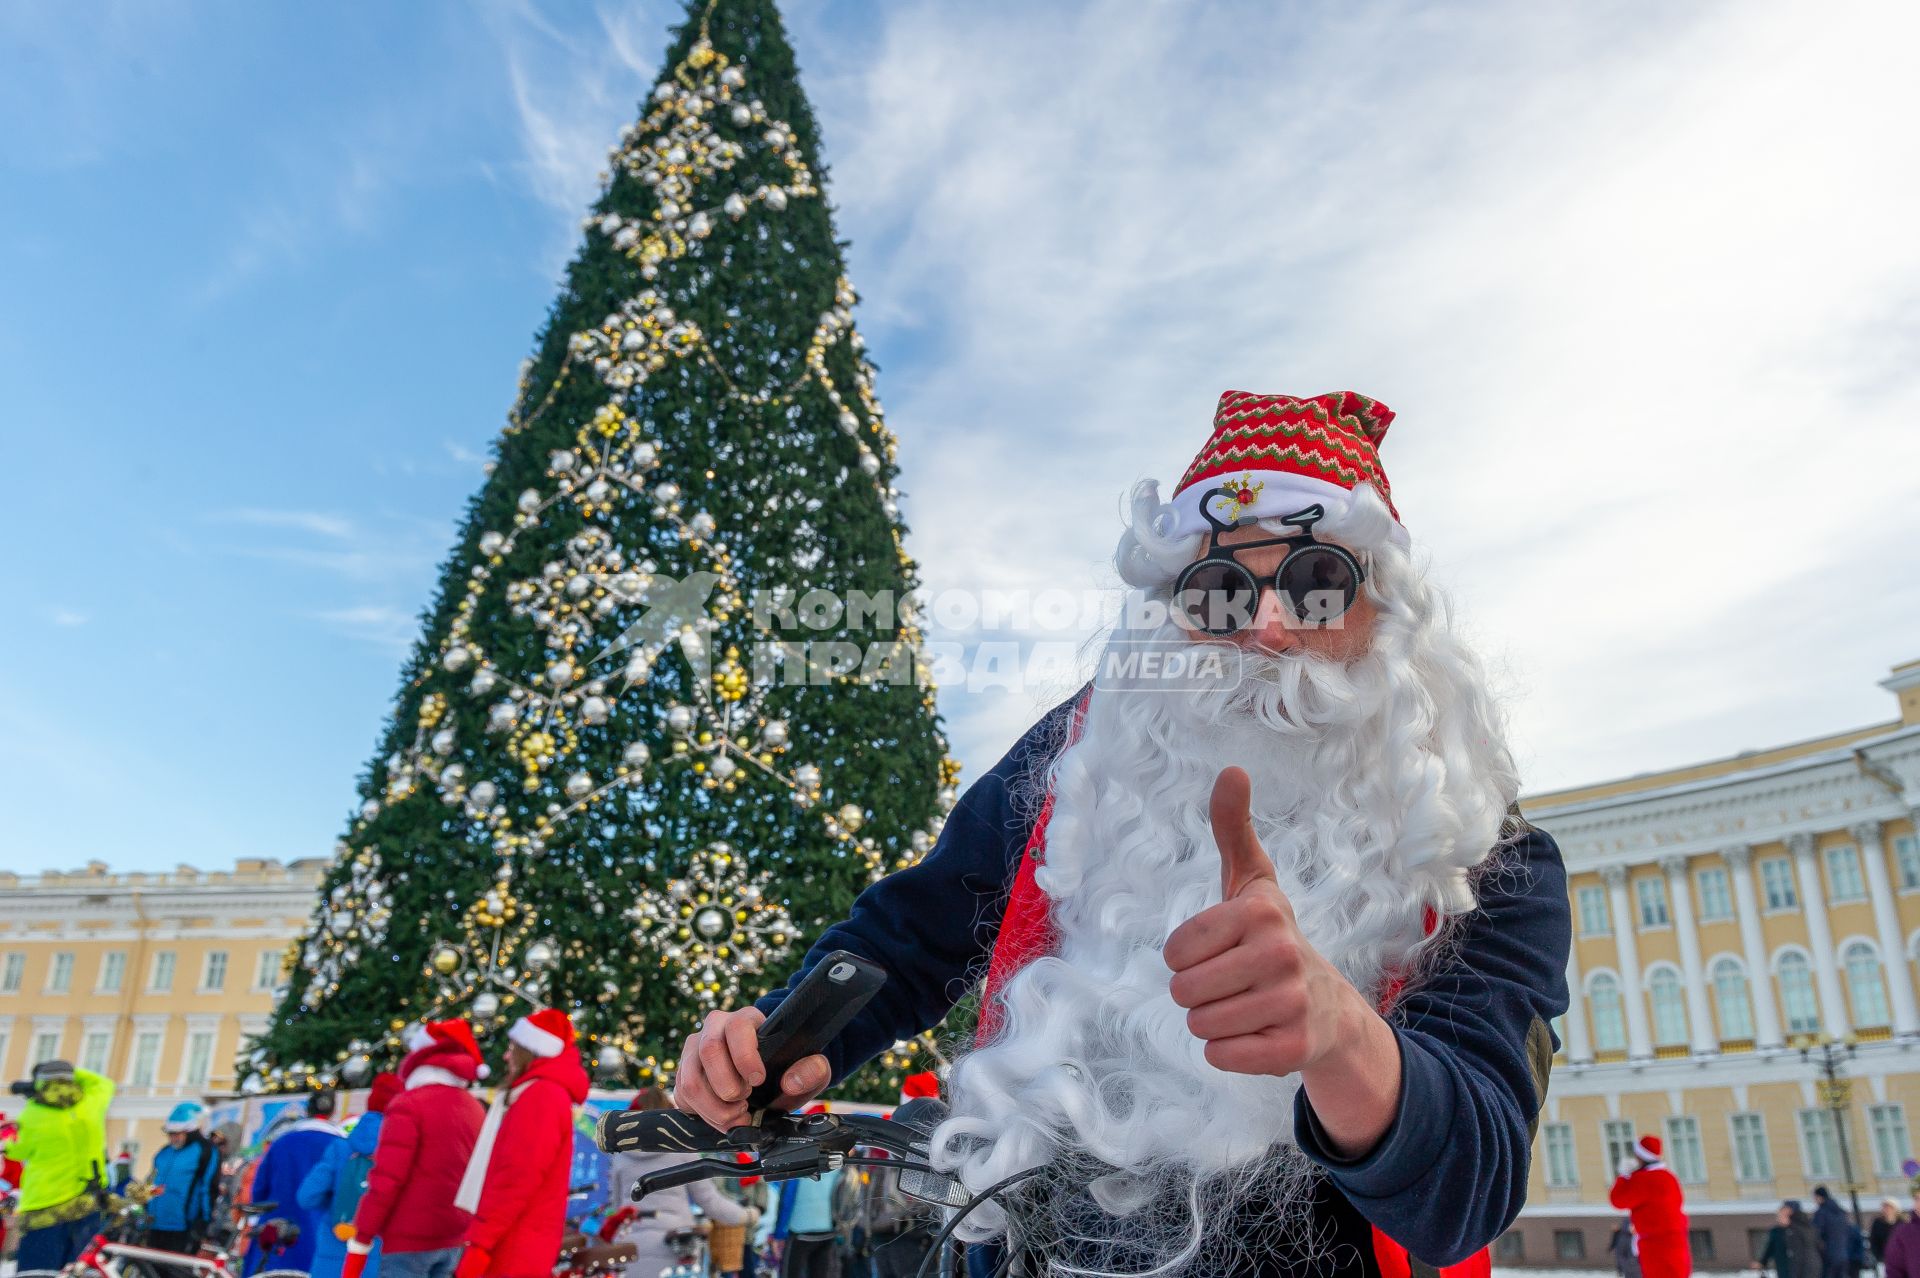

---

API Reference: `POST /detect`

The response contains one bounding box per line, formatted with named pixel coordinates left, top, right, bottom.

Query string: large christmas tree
left=249, top=0, right=957, bottom=1096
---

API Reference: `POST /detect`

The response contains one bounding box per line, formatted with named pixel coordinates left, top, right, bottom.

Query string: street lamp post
left=1796, top=1034, right=1865, bottom=1230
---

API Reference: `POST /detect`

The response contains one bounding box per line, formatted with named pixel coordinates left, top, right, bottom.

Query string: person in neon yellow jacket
left=3, top=1059, right=116, bottom=1269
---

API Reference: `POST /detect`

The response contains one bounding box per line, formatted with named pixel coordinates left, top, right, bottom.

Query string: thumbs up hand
left=1165, top=767, right=1357, bottom=1078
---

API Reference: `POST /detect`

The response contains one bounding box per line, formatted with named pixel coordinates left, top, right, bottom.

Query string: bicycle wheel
left=257, top=1270, right=313, bottom=1278
left=12, top=1270, right=67, bottom=1278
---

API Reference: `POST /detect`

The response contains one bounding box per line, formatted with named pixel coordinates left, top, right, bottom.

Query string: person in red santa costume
left=452, top=1008, right=589, bottom=1278
left=670, top=391, right=1573, bottom=1278
left=1610, top=1134, right=1691, bottom=1278
left=343, top=1019, right=489, bottom=1278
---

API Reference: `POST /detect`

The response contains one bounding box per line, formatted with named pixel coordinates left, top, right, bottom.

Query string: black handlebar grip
left=596, top=1107, right=731, bottom=1155
left=746, top=951, right=886, bottom=1113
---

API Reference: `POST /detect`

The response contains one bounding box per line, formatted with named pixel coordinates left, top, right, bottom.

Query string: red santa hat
left=1635, top=1134, right=1662, bottom=1161
left=508, top=1007, right=576, bottom=1058
left=900, top=1071, right=941, bottom=1102
left=1167, top=390, right=1405, bottom=545
left=401, top=1018, right=488, bottom=1082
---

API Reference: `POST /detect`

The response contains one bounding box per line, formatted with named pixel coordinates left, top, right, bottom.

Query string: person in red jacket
left=453, top=1009, right=589, bottom=1278
left=1610, top=1134, right=1691, bottom=1278
left=344, top=1019, right=489, bottom=1278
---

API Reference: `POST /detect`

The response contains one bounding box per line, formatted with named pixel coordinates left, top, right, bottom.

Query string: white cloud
left=494, top=0, right=1920, bottom=793
left=213, top=508, right=357, bottom=539
left=307, top=604, right=419, bottom=651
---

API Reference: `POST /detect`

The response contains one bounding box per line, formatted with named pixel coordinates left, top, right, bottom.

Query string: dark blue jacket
left=760, top=698, right=1572, bottom=1272
left=249, top=1119, right=345, bottom=1272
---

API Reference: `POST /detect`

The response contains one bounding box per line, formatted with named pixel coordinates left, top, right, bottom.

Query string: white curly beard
left=927, top=485, right=1517, bottom=1274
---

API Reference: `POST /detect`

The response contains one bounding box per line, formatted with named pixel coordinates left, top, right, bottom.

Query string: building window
left=1665, top=1115, right=1707, bottom=1183
left=99, top=951, right=126, bottom=994
left=1798, top=1108, right=1840, bottom=1178
left=1697, top=867, right=1734, bottom=921
left=1637, top=877, right=1671, bottom=927
left=1555, top=1230, right=1587, bottom=1261
left=1870, top=1105, right=1912, bottom=1176
left=1827, top=846, right=1867, bottom=903
left=130, top=1030, right=163, bottom=1086
left=1650, top=967, right=1690, bottom=1046
left=1690, top=1230, right=1717, bottom=1263
left=150, top=951, right=176, bottom=993
left=1762, top=858, right=1799, bottom=910
left=183, top=1029, right=216, bottom=1086
left=1603, top=1118, right=1638, bottom=1172
left=1778, top=952, right=1821, bottom=1034
left=81, top=1028, right=112, bottom=1074
left=0, top=952, right=22, bottom=993
left=1845, top=942, right=1891, bottom=1027
left=1544, top=1122, right=1579, bottom=1187
left=202, top=952, right=228, bottom=993
left=1590, top=975, right=1628, bottom=1052
left=29, top=1029, right=62, bottom=1067
left=1577, top=885, right=1610, bottom=936
left=1732, top=1111, right=1773, bottom=1181
left=255, top=949, right=283, bottom=992
left=1495, top=1233, right=1524, bottom=1262
left=1713, top=958, right=1755, bottom=1040
left=47, top=952, right=74, bottom=994
left=1897, top=836, right=1920, bottom=891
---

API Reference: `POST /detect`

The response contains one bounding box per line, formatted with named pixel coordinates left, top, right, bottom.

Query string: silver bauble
left=623, top=741, right=652, bottom=769
left=431, top=729, right=456, bottom=754
left=761, top=719, right=789, bottom=748
left=565, top=771, right=594, bottom=799
left=470, top=780, right=499, bottom=808
left=471, top=990, right=500, bottom=1020
left=443, top=645, right=471, bottom=671
left=667, top=705, right=695, bottom=735
left=581, top=695, right=610, bottom=725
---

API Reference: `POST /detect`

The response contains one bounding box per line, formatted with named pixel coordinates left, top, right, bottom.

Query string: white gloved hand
left=1617, top=1156, right=1639, bottom=1178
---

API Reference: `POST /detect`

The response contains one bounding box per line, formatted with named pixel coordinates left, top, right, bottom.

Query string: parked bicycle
left=14, top=1196, right=308, bottom=1278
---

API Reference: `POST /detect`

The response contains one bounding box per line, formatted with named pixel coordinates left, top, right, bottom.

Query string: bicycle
left=14, top=1197, right=308, bottom=1278
left=555, top=1180, right=639, bottom=1278
left=596, top=1101, right=995, bottom=1278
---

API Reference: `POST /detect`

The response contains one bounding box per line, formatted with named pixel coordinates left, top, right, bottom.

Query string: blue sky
left=5, top=0, right=1918, bottom=876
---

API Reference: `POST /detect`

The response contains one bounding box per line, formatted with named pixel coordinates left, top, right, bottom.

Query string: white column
left=1790, top=832, right=1852, bottom=1038
left=1663, top=855, right=1718, bottom=1055
left=1603, top=864, right=1654, bottom=1060
left=1564, top=942, right=1593, bottom=1064
left=1854, top=819, right=1920, bottom=1036
left=1726, top=844, right=1784, bottom=1049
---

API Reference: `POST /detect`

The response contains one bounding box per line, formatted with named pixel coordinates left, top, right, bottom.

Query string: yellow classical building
left=1509, top=659, right=1920, bottom=1266
left=0, top=857, right=324, bottom=1159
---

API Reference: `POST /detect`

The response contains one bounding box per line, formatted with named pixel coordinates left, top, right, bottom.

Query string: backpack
left=330, top=1144, right=375, bottom=1225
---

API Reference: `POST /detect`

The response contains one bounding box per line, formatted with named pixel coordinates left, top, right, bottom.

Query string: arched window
left=1590, top=974, right=1627, bottom=1052
left=1712, top=957, right=1754, bottom=1041
left=1649, top=967, right=1689, bottom=1046
left=1778, top=952, right=1821, bottom=1034
left=1845, top=942, right=1891, bottom=1028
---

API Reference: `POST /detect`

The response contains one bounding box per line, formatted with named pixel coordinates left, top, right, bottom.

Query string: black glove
left=7, top=1079, right=35, bottom=1096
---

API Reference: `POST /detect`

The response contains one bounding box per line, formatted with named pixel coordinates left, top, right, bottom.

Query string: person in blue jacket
left=669, top=392, right=1573, bottom=1278
left=145, top=1097, right=219, bottom=1251
left=299, top=1075, right=399, bottom=1278
left=249, top=1091, right=345, bottom=1273
left=767, top=1123, right=844, bottom=1278
left=147, top=1103, right=220, bottom=1254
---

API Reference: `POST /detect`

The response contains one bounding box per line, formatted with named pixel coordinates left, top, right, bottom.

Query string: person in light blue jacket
left=148, top=1103, right=220, bottom=1254
left=769, top=1135, right=845, bottom=1278
left=298, top=1075, right=399, bottom=1278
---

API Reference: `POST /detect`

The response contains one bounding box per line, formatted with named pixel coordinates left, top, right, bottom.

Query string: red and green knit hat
left=1167, top=390, right=1404, bottom=544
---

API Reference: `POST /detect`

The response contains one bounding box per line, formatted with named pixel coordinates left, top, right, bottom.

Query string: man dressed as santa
left=1609, top=1135, right=1691, bottom=1278
left=673, top=391, right=1572, bottom=1277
